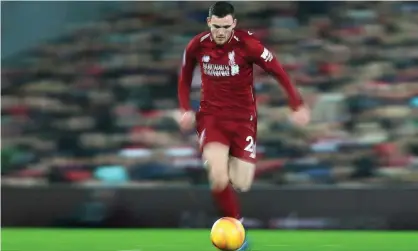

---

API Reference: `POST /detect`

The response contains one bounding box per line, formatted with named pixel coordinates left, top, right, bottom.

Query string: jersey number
left=244, top=136, right=256, bottom=159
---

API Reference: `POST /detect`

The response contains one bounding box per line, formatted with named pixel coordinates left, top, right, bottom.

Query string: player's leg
left=203, top=143, right=242, bottom=219
left=228, top=121, right=257, bottom=251
left=229, top=120, right=257, bottom=191
left=197, top=116, right=241, bottom=219
left=228, top=157, right=256, bottom=192
left=226, top=157, right=255, bottom=251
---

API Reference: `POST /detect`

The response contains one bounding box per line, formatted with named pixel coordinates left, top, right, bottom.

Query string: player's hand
left=289, top=105, right=310, bottom=126
left=178, top=111, right=195, bottom=131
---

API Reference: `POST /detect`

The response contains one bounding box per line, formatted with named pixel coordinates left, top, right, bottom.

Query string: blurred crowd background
left=2, top=1, right=418, bottom=188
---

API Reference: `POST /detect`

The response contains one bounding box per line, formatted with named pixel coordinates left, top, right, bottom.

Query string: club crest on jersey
left=228, top=51, right=236, bottom=65
left=228, top=50, right=239, bottom=76
left=202, top=55, right=210, bottom=63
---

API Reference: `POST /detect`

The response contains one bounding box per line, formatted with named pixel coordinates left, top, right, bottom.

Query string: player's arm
left=178, top=38, right=199, bottom=113
left=246, top=36, right=303, bottom=111
left=178, top=37, right=199, bottom=131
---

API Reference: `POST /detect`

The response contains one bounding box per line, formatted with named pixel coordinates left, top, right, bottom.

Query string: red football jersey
left=178, top=29, right=302, bottom=120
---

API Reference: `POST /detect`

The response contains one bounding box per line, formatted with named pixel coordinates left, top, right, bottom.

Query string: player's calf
left=228, top=157, right=255, bottom=192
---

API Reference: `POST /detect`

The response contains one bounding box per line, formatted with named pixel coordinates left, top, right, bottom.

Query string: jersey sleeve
left=178, top=37, right=199, bottom=112
left=245, top=35, right=303, bottom=110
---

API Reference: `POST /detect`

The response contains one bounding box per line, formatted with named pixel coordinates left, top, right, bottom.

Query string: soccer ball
left=210, top=217, right=246, bottom=251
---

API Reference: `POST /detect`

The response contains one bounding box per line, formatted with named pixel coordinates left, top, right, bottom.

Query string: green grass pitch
left=2, top=229, right=418, bottom=251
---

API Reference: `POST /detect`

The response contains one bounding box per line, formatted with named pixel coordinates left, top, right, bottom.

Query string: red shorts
left=196, top=114, right=257, bottom=164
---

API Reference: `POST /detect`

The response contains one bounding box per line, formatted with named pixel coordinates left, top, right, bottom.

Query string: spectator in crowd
left=2, top=1, right=418, bottom=187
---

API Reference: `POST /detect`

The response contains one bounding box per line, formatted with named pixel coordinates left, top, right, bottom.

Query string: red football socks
left=212, top=184, right=241, bottom=219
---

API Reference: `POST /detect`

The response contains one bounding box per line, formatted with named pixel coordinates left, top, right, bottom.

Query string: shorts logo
left=199, top=129, right=206, bottom=147
left=202, top=55, right=210, bottom=63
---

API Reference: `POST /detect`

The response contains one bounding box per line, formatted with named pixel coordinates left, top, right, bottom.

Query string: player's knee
left=230, top=175, right=253, bottom=192
left=203, top=143, right=230, bottom=191
left=208, top=162, right=229, bottom=190
left=209, top=168, right=230, bottom=191
left=229, top=158, right=255, bottom=192
left=207, top=161, right=230, bottom=190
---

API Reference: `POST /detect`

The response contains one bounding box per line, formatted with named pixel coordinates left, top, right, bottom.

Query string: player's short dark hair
left=208, top=1, right=235, bottom=18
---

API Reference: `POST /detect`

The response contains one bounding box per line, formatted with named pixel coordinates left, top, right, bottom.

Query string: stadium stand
left=2, top=2, right=418, bottom=187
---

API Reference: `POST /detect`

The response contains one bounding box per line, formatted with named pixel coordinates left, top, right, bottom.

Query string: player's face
left=207, top=15, right=236, bottom=45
